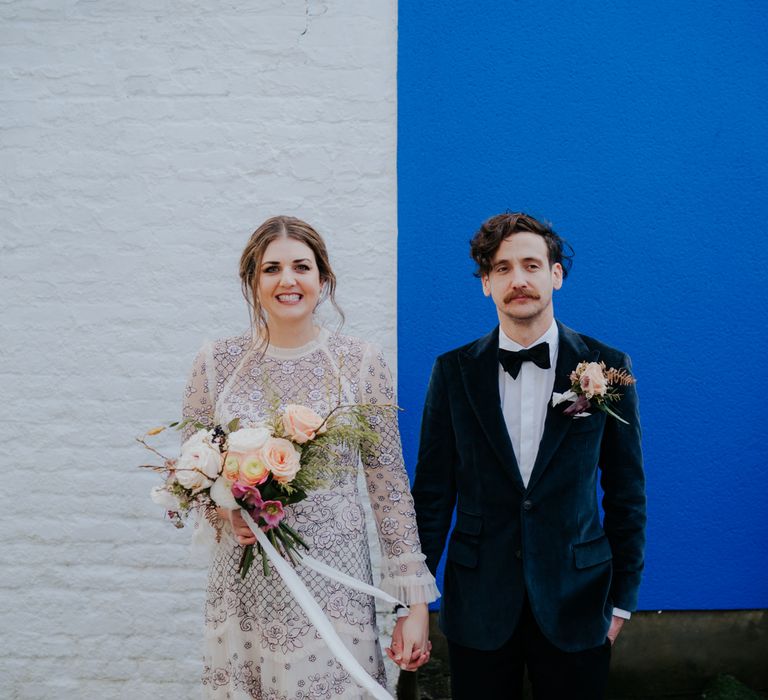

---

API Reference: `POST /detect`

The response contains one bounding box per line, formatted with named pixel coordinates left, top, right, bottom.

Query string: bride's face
left=257, top=236, right=323, bottom=326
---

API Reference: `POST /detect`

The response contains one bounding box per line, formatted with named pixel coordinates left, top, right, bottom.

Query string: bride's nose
left=279, top=268, right=297, bottom=287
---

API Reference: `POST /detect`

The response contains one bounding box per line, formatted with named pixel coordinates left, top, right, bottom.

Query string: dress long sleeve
left=180, top=343, right=221, bottom=552
left=181, top=343, right=216, bottom=441
left=359, top=343, right=440, bottom=606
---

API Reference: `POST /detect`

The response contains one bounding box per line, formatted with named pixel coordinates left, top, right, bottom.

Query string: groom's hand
left=385, top=604, right=431, bottom=671
left=607, top=615, right=625, bottom=646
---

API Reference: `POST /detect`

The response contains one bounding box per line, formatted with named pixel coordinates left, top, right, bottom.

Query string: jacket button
left=515, top=549, right=522, bottom=559
left=523, top=500, right=533, bottom=511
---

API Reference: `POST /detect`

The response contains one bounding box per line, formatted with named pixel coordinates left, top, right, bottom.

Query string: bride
left=182, top=215, right=439, bottom=698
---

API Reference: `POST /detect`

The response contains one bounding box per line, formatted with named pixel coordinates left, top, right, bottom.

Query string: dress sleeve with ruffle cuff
left=379, top=552, right=441, bottom=606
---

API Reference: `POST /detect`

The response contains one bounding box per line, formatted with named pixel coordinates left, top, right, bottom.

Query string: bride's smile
left=258, top=236, right=323, bottom=345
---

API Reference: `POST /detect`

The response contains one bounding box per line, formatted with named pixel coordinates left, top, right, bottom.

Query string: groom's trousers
left=446, top=598, right=611, bottom=700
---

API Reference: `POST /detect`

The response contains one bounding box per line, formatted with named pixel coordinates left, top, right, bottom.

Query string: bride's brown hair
left=239, top=216, right=343, bottom=351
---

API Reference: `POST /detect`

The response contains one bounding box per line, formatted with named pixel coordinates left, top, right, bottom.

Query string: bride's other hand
left=216, top=507, right=256, bottom=545
left=385, top=603, right=431, bottom=671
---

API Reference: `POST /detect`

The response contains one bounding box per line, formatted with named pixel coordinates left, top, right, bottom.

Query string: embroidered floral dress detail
left=183, top=329, right=439, bottom=699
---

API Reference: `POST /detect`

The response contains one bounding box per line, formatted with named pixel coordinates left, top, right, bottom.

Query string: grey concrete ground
left=395, top=610, right=768, bottom=699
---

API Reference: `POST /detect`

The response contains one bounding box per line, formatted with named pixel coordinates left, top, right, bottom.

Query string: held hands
left=216, top=508, right=256, bottom=546
left=385, top=603, right=431, bottom=671
left=607, top=615, right=625, bottom=646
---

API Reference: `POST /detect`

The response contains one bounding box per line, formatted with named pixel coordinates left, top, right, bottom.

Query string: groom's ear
left=481, top=273, right=492, bottom=297
left=552, top=263, right=563, bottom=291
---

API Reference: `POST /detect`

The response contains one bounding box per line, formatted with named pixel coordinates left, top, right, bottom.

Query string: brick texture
left=0, top=2, right=399, bottom=697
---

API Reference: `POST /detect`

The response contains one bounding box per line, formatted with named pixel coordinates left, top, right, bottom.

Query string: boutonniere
left=551, top=361, right=636, bottom=424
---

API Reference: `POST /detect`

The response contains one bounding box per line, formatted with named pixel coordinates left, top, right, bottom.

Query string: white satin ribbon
left=241, top=511, right=405, bottom=700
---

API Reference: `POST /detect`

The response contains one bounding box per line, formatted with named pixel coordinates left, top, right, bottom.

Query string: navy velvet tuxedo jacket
left=412, top=322, right=646, bottom=652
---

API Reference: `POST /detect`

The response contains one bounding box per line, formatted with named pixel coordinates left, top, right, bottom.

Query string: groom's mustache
left=503, top=288, right=540, bottom=304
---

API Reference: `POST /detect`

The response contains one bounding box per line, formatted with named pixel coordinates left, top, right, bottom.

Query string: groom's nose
left=508, top=268, right=528, bottom=288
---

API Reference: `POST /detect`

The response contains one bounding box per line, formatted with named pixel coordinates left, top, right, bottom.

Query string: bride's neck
left=265, top=319, right=319, bottom=349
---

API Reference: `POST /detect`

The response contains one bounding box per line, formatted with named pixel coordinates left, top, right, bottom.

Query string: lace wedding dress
left=182, top=328, right=439, bottom=699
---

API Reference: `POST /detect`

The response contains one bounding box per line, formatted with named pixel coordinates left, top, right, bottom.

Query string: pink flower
left=578, top=362, right=608, bottom=399
left=282, top=404, right=327, bottom=444
left=260, top=500, right=285, bottom=528
left=262, top=437, right=301, bottom=484
left=232, top=482, right=264, bottom=509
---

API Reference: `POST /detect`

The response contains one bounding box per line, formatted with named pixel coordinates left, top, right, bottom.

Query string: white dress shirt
left=497, top=320, right=631, bottom=621
left=498, top=320, right=559, bottom=488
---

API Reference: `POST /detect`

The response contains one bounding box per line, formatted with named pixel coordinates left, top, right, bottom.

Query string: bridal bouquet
left=139, top=400, right=380, bottom=578
left=551, top=361, right=636, bottom=424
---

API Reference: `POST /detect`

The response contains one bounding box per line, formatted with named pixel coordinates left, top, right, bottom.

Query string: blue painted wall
left=398, top=2, right=768, bottom=610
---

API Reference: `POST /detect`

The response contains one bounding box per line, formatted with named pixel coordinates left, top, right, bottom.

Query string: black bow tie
left=498, top=343, right=551, bottom=379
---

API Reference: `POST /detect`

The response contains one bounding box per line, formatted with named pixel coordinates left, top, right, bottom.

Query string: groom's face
left=481, top=232, right=563, bottom=323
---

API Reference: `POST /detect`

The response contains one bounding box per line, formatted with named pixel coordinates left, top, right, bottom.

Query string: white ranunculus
left=150, top=485, right=181, bottom=510
left=175, top=429, right=222, bottom=490
left=210, top=477, right=238, bottom=509
left=228, top=427, right=271, bottom=453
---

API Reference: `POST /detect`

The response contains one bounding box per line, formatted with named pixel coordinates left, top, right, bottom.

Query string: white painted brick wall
left=1, top=2, right=399, bottom=697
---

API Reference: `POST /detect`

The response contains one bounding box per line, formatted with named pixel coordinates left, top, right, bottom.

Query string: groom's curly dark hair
left=470, top=212, right=574, bottom=279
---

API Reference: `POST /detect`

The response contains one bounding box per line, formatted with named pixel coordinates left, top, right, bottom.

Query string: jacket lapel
left=458, top=327, right=525, bottom=492
left=525, top=322, right=598, bottom=493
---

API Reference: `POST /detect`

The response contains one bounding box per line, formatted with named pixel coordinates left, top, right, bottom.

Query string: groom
left=411, top=212, right=646, bottom=699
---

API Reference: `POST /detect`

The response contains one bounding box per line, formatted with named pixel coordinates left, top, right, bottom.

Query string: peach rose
left=579, top=362, right=608, bottom=399
left=262, top=437, right=301, bottom=484
left=238, top=453, right=270, bottom=486
left=282, top=404, right=327, bottom=444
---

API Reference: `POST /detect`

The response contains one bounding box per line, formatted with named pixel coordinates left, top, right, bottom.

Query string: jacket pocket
left=568, top=413, right=603, bottom=434
left=454, top=509, right=482, bottom=536
left=573, top=534, right=613, bottom=569
left=447, top=537, right=479, bottom=568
